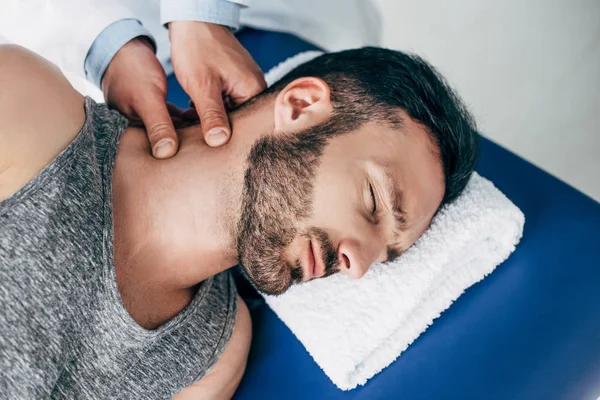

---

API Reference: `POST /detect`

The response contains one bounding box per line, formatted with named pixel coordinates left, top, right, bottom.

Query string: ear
left=273, top=77, right=332, bottom=133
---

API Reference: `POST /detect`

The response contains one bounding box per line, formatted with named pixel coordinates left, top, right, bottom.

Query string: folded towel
left=260, top=51, right=526, bottom=390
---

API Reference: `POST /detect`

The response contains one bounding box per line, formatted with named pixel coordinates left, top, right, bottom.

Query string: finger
left=136, top=97, right=179, bottom=159
left=229, top=73, right=267, bottom=108
left=190, top=79, right=230, bottom=147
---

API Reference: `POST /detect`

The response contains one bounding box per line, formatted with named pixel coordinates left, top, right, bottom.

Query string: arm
left=87, top=0, right=248, bottom=90
left=0, top=45, right=85, bottom=201
left=85, top=19, right=156, bottom=89
left=174, top=296, right=252, bottom=400
left=84, top=0, right=258, bottom=158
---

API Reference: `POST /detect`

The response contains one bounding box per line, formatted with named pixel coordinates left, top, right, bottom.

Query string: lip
left=306, top=240, right=316, bottom=281
left=310, top=239, right=325, bottom=279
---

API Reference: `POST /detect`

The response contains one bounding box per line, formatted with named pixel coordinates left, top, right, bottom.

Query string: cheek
left=309, top=167, right=371, bottom=238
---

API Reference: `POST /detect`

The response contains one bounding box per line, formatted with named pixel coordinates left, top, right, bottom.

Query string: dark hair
left=264, top=47, right=480, bottom=206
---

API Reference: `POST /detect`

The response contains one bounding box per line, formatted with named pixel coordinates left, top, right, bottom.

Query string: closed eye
left=369, top=183, right=377, bottom=215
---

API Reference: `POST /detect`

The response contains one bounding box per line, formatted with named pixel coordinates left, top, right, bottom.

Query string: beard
left=236, top=123, right=340, bottom=295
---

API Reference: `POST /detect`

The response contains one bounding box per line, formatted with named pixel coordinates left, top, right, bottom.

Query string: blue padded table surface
left=167, top=28, right=600, bottom=400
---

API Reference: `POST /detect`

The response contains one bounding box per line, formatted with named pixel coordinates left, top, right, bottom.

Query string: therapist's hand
left=169, top=21, right=266, bottom=147
left=102, top=38, right=180, bottom=159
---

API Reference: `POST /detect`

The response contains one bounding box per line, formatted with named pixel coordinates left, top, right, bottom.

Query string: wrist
left=119, top=36, right=156, bottom=55
left=168, top=20, right=232, bottom=42
left=101, top=37, right=156, bottom=92
left=132, top=36, right=156, bottom=52
left=85, top=19, right=155, bottom=89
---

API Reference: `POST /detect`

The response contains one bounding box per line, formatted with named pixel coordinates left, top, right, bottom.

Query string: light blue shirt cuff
left=84, top=19, right=156, bottom=88
left=161, top=0, right=243, bottom=30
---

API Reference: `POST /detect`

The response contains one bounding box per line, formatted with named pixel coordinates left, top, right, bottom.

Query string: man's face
left=237, top=115, right=445, bottom=296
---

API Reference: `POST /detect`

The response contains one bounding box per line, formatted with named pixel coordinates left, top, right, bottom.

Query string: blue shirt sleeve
left=160, top=0, right=244, bottom=30
left=84, top=19, right=156, bottom=88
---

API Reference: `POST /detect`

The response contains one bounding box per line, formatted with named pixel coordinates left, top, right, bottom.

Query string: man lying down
left=0, top=45, right=479, bottom=398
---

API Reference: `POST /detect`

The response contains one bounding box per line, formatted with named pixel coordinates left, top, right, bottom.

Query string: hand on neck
left=112, top=99, right=276, bottom=290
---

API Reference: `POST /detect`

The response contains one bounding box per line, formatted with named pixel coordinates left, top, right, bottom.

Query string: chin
left=238, top=262, right=294, bottom=297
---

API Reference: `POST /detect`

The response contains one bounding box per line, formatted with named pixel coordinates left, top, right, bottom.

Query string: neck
left=112, top=101, right=273, bottom=291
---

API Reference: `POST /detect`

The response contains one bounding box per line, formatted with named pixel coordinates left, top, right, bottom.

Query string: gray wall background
left=374, top=0, right=600, bottom=201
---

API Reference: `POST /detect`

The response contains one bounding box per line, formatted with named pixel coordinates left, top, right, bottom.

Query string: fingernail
left=154, top=139, right=174, bottom=158
left=207, top=128, right=229, bottom=146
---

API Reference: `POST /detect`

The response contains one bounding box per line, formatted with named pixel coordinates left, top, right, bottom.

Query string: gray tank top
left=0, top=98, right=237, bottom=399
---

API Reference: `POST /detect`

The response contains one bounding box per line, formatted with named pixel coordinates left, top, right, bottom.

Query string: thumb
left=190, top=79, right=230, bottom=147
left=136, top=96, right=179, bottom=159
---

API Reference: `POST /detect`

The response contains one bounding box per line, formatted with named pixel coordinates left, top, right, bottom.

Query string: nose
left=337, top=238, right=379, bottom=279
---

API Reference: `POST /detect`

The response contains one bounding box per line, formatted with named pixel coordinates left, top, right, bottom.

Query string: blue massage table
left=167, top=28, right=600, bottom=400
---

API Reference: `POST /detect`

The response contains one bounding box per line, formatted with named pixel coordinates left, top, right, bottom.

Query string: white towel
left=260, top=51, right=526, bottom=391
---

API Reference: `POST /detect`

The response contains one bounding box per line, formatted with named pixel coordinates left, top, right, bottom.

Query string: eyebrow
left=377, top=166, right=409, bottom=263
left=380, top=168, right=409, bottom=234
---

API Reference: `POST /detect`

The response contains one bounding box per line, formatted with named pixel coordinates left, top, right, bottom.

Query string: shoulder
left=0, top=45, right=85, bottom=201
